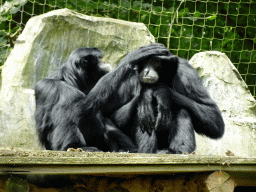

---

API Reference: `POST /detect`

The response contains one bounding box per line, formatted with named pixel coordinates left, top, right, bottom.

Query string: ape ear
left=73, top=57, right=87, bottom=68
left=133, top=65, right=139, bottom=76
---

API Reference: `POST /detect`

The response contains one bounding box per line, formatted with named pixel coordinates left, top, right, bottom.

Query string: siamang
left=35, top=47, right=137, bottom=152
left=82, top=44, right=225, bottom=154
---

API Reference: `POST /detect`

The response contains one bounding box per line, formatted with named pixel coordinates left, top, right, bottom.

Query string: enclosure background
left=0, top=0, right=255, bottom=97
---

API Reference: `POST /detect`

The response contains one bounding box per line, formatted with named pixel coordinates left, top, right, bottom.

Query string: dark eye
left=81, top=58, right=89, bottom=66
left=149, top=60, right=162, bottom=71
left=153, top=61, right=161, bottom=69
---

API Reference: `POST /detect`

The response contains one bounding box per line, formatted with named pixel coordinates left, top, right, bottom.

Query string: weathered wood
left=0, top=149, right=256, bottom=178
left=1, top=149, right=256, bottom=165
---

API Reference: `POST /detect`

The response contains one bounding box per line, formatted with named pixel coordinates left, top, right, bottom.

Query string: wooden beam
left=1, top=149, right=256, bottom=165
left=0, top=149, right=256, bottom=176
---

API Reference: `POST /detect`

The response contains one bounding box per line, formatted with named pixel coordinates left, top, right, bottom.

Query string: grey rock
left=190, top=51, right=256, bottom=156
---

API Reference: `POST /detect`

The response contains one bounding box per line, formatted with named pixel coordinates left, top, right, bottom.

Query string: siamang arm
left=168, top=88, right=224, bottom=138
left=118, top=43, right=170, bottom=67
left=111, top=93, right=140, bottom=128
left=137, top=88, right=156, bottom=134
left=168, top=58, right=225, bottom=139
left=137, top=86, right=173, bottom=134
left=152, top=85, right=173, bottom=131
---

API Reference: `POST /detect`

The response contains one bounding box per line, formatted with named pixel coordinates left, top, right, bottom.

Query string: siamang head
left=137, top=54, right=178, bottom=86
left=68, top=47, right=112, bottom=76
left=60, top=47, right=112, bottom=92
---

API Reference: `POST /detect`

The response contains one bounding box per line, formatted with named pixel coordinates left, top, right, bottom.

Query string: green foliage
left=0, top=0, right=256, bottom=94
left=0, top=0, right=27, bottom=64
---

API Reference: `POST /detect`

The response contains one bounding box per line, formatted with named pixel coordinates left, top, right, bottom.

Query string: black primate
left=83, top=44, right=225, bottom=154
left=35, top=47, right=136, bottom=152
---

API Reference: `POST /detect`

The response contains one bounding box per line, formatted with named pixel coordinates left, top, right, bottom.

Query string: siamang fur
left=82, top=44, right=225, bottom=154
left=35, top=47, right=136, bottom=152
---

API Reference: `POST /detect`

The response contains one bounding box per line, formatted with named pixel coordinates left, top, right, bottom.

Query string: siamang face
left=78, top=54, right=112, bottom=74
left=137, top=55, right=178, bottom=86
left=71, top=48, right=112, bottom=73
left=138, top=58, right=163, bottom=84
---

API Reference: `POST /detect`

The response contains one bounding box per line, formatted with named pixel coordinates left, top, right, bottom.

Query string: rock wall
left=190, top=51, right=256, bottom=157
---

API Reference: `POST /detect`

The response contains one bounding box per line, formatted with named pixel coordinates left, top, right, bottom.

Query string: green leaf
left=207, top=15, right=216, bottom=21
left=194, top=11, right=201, bottom=17
left=155, top=27, right=158, bottom=36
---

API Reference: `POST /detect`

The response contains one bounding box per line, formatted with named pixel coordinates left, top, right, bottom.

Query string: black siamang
left=35, top=47, right=137, bottom=152
left=82, top=44, right=225, bottom=154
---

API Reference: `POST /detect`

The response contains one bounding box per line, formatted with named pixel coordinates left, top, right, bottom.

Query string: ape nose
left=140, top=66, right=159, bottom=84
left=145, top=69, right=149, bottom=76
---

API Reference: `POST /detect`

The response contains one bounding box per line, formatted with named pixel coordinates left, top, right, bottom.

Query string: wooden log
left=5, top=176, right=29, bottom=192
left=205, top=171, right=236, bottom=192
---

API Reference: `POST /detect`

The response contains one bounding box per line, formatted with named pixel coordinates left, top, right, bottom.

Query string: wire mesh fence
left=0, top=0, right=255, bottom=97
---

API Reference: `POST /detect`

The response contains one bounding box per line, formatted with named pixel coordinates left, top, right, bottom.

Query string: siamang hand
left=119, top=43, right=170, bottom=67
left=137, top=88, right=156, bottom=134
left=152, top=84, right=172, bottom=131
left=138, top=85, right=172, bottom=134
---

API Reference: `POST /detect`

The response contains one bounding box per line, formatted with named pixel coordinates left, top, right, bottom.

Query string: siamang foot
left=80, top=147, right=103, bottom=152
left=156, top=149, right=169, bottom=154
left=112, top=148, right=138, bottom=153
left=168, top=143, right=195, bottom=154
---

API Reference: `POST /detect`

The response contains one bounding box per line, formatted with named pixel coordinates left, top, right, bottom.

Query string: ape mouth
left=100, top=62, right=113, bottom=72
left=140, top=76, right=159, bottom=84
